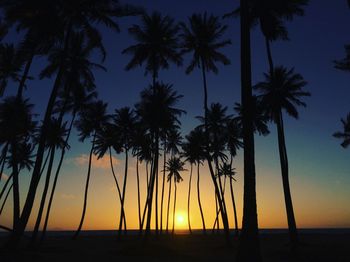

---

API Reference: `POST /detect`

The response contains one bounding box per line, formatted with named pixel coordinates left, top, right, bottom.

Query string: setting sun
left=175, top=212, right=187, bottom=228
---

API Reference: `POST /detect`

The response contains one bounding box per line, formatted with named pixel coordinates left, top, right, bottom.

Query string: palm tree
left=254, top=66, right=310, bottom=250
left=113, top=107, right=136, bottom=236
left=182, top=128, right=207, bottom=234
left=225, top=0, right=308, bottom=74
left=123, top=12, right=182, bottom=85
left=334, top=45, right=350, bottom=72
left=165, top=157, right=185, bottom=235
left=136, top=82, right=184, bottom=236
left=10, top=1, right=139, bottom=246
left=180, top=13, right=231, bottom=242
left=0, top=97, right=36, bottom=233
left=333, top=113, right=350, bottom=148
left=72, top=100, right=109, bottom=240
left=0, top=19, right=8, bottom=40
left=236, top=0, right=261, bottom=260
left=161, top=127, right=182, bottom=233
left=0, top=44, right=22, bottom=97
left=30, top=118, right=68, bottom=244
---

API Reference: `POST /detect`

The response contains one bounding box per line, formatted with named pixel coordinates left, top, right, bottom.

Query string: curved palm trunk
left=118, top=149, right=129, bottom=236
left=11, top=145, right=20, bottom=234
left=0, top=143, right=8, bottom=182
left=31, top=147, right=55, bottom=244
left=187, top=165, right=193, bottom=234
left=40, top=113, right=75, bottom=243
left=109, top=147, right=125, bottom=231
left=276, top=112, right=298, bottom=250
left=0, top=183, right=12, bottom=215
left=236, top=0, right=261, bottom=260
left=145, top=133, right=159, bottom=237
left=166, top=174, right=172, bottom=233
left=200, top=58, right=230, bottom=242
left=72, top=134, right=96, bottom=240
left=230, top=178, right=239, bottom=237
left=172, top=179, right=177, bottom=235
left=8, top=22, right=74, bottom=248
left=16, top=51, right=35, bottom=99
left=0, top=173, right=13, bottom=200
left=155, top=155, right=159, bottom=235
left=196, top=163, right=206, bottom=234
left=140, top=158, right=154, bottom=234
left=136, top=156, right=141, bottom=229
left=160, top=143, right=166, bottom=234
left=265, top=37, right=274, bottom=75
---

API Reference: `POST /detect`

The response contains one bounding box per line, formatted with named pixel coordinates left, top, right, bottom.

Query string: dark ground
left=0, top=232, right=349, bottom=261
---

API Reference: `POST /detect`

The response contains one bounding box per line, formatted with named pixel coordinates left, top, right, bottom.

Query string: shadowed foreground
left=1, top=231, right=349, bottom=262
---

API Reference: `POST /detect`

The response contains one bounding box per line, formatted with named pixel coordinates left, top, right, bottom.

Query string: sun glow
left=175, top=212, right=187, bottom=229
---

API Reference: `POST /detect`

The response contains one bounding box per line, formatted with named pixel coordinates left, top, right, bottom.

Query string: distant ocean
left=1, top=228, right=350, bottom=238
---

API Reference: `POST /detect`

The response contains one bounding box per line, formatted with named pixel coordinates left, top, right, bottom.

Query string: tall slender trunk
left=172, top=179, right=177, bottom=235
left=136, top=156, right=141, bottom=229
left=40, top=112, right=75, bottom=243
left=166, top=173, right=172, bottom=233
left=0, top=173, right=13, bottom=200
left=187, top=165, right=193, bottom=234
left=31, top=147, right=55, bottom=243
left=265, top=37, right=274, bottom=75
left=237, top=0, right=261, bottom=260
left=276, top=111, right=298, bottom=250
left=118, top=149, right=129, bottom=236
left=140, top=157, right=154, bottom=234
left=72, top=134, right=96, bottom=240
left=197, top=163, right=206, bottom=234
left=155, top=152, right=159, bottom=235
left=0, top=143, right=8, bottom=182
left=145, top=133, right=159, bottom=236
left=160, top=142, right=166, bottom=234
left=17, top=51, right=35, bottom=99
left=230, top=178, right=239, bottom=237
left=11, top=144, right=20, bottom=234
left=0, top=183, right=12, bottom=215
left=8, top=22, right=73, bottom=248
left=109, top=147, right=125, bottom=229
left=201, top=58, right=230, bottom=242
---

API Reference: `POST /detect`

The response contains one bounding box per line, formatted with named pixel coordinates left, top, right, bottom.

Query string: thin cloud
left=61, top=194, right=76, bottom=200
left=72, top=154, right=120, bottom=170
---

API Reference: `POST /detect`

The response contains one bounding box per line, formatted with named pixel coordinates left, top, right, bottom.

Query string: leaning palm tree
left=182, top=128, right=207, bottom=234
left=136, top=82, right=184, bottom=236
left=165, top=157, right=185, bottom=235
left=333, top=113, right=350, bottom=148
left=180, top=13, right=231, bottom=242
left=72, top=100, right=110, bottom=240
left=123, top=12, right=182, bottom=85
left=10, top=1, right=140, bottom=247
left=30, top=118, right=68, bottom=244
left=113, top=107, right=136, bottom=236
left=254, top=66, right=310, bottom=250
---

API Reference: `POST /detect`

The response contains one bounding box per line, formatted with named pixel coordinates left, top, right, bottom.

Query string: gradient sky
left=1, top=0, right=350, bottom=231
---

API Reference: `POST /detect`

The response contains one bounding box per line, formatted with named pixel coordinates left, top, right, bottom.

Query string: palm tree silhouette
left=180, top=13, right=231, bottom=242
left=72, top=100, right=110, bottom=240
left=333, top=114, right=350, bottom=148
left=136, top=82, right=184, bottom=236
left=123, top=12, right=182, bottom=85
left=10, top=1, right=138, bottom=246
left=0, top=97, right=36, bottom=234
left=161, top=127, right=182, bottom=234
left=254, top=66, right=310, bottom=250
left=182, top=128, right=207, bottom=234
left=113, top=107, right=137, bottom=236
left=0, top=44, right=22, bottom=97
left=31, top=118, right=68, bottom=244
left=165, top=157, right=185, bottom=235
left=334, top=45, right=350, bottom=72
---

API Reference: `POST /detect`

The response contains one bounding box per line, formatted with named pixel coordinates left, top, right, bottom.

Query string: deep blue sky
left=2, top=0, right=350, bottom=229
